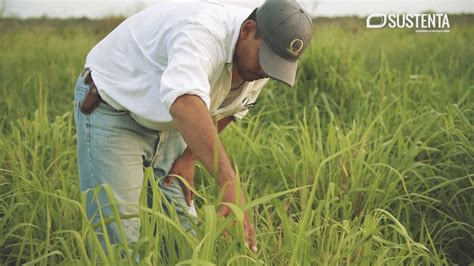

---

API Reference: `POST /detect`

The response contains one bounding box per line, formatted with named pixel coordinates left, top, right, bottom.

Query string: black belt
left=79, top=69, right=103, bottom=115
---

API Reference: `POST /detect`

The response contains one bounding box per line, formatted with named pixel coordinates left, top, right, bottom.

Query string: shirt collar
left=225, top=8, right=253, bottom=64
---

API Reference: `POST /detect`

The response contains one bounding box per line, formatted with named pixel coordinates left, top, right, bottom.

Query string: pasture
left=0, top=15, right=473, bottom=265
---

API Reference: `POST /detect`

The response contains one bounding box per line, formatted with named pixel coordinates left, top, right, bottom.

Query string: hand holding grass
left=164, top=149, right=195, bottom=207
left=218, top=187, right=257, bottom=253
left=165, top=154, right=258, bottom=253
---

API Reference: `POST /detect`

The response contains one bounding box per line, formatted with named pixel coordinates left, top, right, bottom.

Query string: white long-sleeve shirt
left=85, top=1, right=268, bottom=131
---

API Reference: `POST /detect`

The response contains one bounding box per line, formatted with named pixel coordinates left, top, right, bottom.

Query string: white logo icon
left=366, top=14, right=387, bottom=28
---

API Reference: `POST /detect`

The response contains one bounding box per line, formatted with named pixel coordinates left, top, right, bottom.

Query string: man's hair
left=244, top=8, right=262, bottom=39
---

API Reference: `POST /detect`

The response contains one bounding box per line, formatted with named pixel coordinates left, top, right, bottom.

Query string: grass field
left=0, top=15, right=473, bottom=265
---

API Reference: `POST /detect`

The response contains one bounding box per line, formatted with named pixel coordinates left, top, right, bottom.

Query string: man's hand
left=164, top=148, right=195, bottom=207
left=218, top=192, right=257, bottom=253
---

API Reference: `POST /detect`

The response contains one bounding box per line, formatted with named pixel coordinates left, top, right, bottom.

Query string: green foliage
left=0, top=16, right=473, bottom=265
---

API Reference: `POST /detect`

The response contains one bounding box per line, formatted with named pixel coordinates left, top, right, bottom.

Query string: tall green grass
left=0, top=16, right=473, bottom=265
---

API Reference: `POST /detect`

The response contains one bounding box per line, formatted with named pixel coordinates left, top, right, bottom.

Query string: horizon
left=2, top=0, right=473, bottom=19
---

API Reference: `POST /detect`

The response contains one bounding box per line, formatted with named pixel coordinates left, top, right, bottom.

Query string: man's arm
left=177, top=115, right=234, bottom=161
left=164, top=115, right=234, bottom=195
left=164, top=115, right=234, bottom=203
left=217, top=115, right=235, bottom=132
left=169, top=94, right=256, bottom=251
left=169, top=95, right=240, bottom=202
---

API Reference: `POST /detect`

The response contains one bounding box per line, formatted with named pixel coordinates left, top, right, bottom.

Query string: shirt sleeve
left=160, top=24, right=221, bottom=111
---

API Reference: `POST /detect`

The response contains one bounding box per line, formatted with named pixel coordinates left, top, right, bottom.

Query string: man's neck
left=231, top=62, right=244, bottom=90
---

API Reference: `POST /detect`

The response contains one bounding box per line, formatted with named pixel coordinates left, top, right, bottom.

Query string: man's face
left=234, top=20, right=268, bottom=82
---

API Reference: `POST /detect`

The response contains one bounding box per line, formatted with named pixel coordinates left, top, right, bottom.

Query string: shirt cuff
left=162, top=87, right=211, bottom=111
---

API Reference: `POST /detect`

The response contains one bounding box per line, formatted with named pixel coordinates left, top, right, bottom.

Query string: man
left=74, top=0, right=312, bottom=254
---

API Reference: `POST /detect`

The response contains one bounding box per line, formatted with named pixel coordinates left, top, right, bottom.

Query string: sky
left=2, top=0, right=473, bottom=19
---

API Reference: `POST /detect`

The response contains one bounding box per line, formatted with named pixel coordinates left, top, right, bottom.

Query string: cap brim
left=259, top=41, right=298, bottom=87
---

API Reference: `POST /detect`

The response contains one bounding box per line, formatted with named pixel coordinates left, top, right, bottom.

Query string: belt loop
left=81, top=68, right=91, bottom=80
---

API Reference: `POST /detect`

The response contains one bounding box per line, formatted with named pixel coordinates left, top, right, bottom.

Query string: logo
left=287, top=39, right=304, bottom=56
left=366, top=13, right=450, bottom=32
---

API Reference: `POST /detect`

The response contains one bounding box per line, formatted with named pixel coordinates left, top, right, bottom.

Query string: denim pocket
left=75, top=76, right=88, bottom=102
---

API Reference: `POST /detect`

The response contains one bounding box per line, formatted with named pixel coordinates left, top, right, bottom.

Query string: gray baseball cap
left=257, top=0, right=313, bottom=86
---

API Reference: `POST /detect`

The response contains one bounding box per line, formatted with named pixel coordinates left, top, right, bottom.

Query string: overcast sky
left=2, top=0, right=473, bottom=19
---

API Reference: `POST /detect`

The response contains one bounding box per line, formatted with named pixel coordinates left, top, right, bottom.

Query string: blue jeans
left=73, top=73, right=197, bottom=250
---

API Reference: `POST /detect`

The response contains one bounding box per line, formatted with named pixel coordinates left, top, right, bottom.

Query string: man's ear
left=240, top=20, right=257, bottom=40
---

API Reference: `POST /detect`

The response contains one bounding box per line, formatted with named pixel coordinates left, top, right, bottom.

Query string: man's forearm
left=217, top=116, right=235, bottom=132
left=180, top=116, right=234, bottom=160
left=170, top=95, right=242, bottom=203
